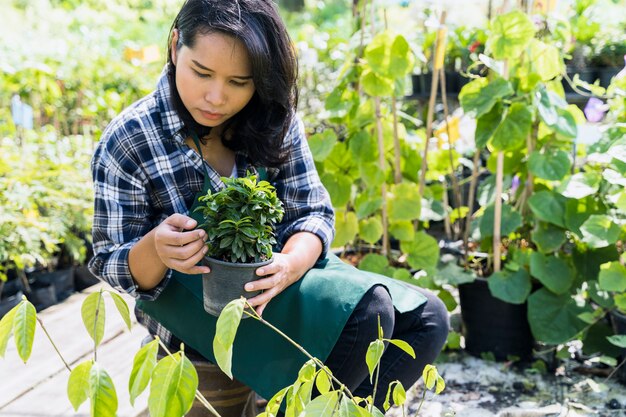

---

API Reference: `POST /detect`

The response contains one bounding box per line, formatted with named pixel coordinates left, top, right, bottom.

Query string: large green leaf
left=487, top=11, right=536, bottom=60
left=528, top=190, right=567, bottom=228
left=525, top=39, right=562, bottom=81
left=359, top=161, right=386, bottom=187
left=389, top=221, right=414, bottom=242
left=13, top=299, right=36, bottom=363
left=333, top=210, right=358, bottom=247
left=148, top=353, right=198, bottom=417
left=81, top=291, right=106, bottom=348
left=366, top=340, right=385, bottom=382
left=388, top=183, right=421, bottom=222
left=572, top=245, right=619, bottom=285
left=535, top=88, right=578, bottom=138
left=89, top=362, right=118, bottom=417
left=459, top=77, right=513, bottom=118
left=68, top=360, right=93, bottom=411
left=354, top=190, right=382, bottom=219
left=365, top=31, right=393, bottom=76
left=401, top=231, right=439, bottom=271
left=488, top=268, right=532, bottom=304
left=358, top=217, right=383, bottom=244
left=530, top=252, right=574, bottom=295
left=564, top=196, right=605, bottom=238
left=580, top=214, right=621, bottom=248
left=389, top=35, right=415, bottom=78
left=214, top=297, right=245, bottom=379
left=320, top=172, right=352, bottom=208
left=129, top=338, right=158, bottom=405
left=360, top=70, right=394, bottom=97
left=107, top=291, right=131, bottom=331
left=308, top=130, right=337, bottom=162
left=491, top=103, right=532, bottom=151
left=302, top=391, right=340, bottom=417
left=531, top=222, right=566, bottom=253
left=558, top=172, right=601, bottom=199
left=479, top=203, right=522, bottom=237
left=475, top=101, right=503, bottom=149
left=433, top=262, right=477, bottom=286
left=348, top=131, right=377, bottom=164
left=528, top=149, right=571, bottom=181
left=358, top=253, right=393, bottom=277
left=0, top=304, right=17, bottom=358
left=528, top=288, right=588, bottom=344
left=598, top=261, right=626, bottom=292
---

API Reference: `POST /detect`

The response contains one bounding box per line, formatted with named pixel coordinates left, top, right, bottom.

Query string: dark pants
left=323, top=285, right=449, bottom=411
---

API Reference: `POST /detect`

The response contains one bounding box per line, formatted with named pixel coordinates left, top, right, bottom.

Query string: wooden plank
left=0, top=283, right=149, bottom=416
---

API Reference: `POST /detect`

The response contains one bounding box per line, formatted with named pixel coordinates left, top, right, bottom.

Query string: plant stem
left=93, top=289, right=103, bottom=362
left=414, top=388, right=428, bottom=416
left=36, top=317, right=72, bottom=373
left=370, top=360, right=381, bottom=414
left=604, top=355, right=626, bottom=384
left=243, top=307, right=356, bottom=400
left=463, top=151, right=481, bottom=268
left=156, top=338, right=223, bottom=417
left=493, top=59, right=509, bottom=273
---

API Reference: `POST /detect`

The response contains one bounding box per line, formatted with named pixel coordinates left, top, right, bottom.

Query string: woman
left=89, top=0, right=449, bottom=414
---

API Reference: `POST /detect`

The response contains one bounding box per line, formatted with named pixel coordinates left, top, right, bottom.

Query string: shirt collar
left=155, top=65, right=185, bottom=142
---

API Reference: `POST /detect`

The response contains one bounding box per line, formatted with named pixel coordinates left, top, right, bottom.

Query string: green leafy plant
left=195, top=174, right=284, bottom=263
left=214, top=297, right=446, bottom=417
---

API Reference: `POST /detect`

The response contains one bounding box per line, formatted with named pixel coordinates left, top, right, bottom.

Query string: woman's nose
left=204, top=81, right=226, bottom=106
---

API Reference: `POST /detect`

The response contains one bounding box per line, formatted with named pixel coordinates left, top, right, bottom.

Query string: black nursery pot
left=201, top=256, right=272, bottom=317
left=25, top=281, right=58, bottom=311
left=610, top=311, right=626, bottom=384
left=459, top=277, right=534, bottom=361
left=30, top=268, right=75, bottom=301
left=0, top=289, right=23, bottom=318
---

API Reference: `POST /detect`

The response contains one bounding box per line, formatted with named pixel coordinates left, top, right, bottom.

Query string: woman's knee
left=356, top=285, right=395, bottom=340
left=422, top=290, right=450, bottom=345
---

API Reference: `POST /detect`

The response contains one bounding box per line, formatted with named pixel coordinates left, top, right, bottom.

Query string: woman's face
left=171, top=30, right=255, bottom=128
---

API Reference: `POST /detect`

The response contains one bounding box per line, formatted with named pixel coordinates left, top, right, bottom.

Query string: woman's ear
left=170, top=29, right=179, bottom=64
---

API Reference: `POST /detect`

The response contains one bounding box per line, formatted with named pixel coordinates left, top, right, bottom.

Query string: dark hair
left=167, top=0, right=298, bottom=166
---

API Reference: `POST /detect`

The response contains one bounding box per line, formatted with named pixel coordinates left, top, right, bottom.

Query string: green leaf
left=475, top=101, right=503, bottom=149
left=392, top=381, right=406, bottom=406
left=366, top=340, right=385, bottom=383
left=388, top=183, right=422, bottom=222
left=535, top=88, right=578, bottom=138
left=422, top=364, right=440, bottom=391
left=387, top=339, right=416, bottom=359
left=89, top=362, right=118, bottom=417
left=459, top=77, right=513, bottom=118
left=401, top=231, right=440, bottom=271
left=68, top=360, right=93, bottom=411
left=434, top=262, right=477, bottom=286
left=361, top=70, right=394, bottom=97
left=338, top=396, right=369, bottom=417
left=320, top=172, right=352, bottom=208
left=266, top=386, right=289, bottom=415
left=580, top=215, right=621, bottom=249
left=389, top=35, right=414, bottom=78
left=488, top=268, right=532, bottom=304
left=214, top=298, right=245, bottom=379
left=333, top=210, right=359, bottom=248
left=491, top=103, right=532, bottom=151
left=359, top=162, right=386, bottom=187
left=365, top=31, right=393, bottom=76
left=349, top=131, right=377, bottom=164
left=558, top=172, right=601, bottom=199
left=389, top=221, right=414, bottom=242
left=13, top=299, right=37, bottom=363
left=148, top=353, right=198, bottom=417
left=359, top=217, right=383, bottom=244
left=487, top=11, right=536, bottom=60
left=81, top=291, right=106, bottom=347
left=301, top=391, right=339, bottom=417
left=308, top=130, right=337, bottom=162
left=527, top=288, right=588, bottom=344
left=358, top=254, right=393, bottom=277
left=479, top=203, right=523, bottom=237
left=129, top=338, right=159, bottom=405
left=528, top=191, right=567, bottom=228
left=107, top=291, right=131, bottom=331
left=531, top=223, right=566, bottom=253
left=297, top=359, right=316, bottom=383
left=525, top=39, right=562, bottom=81
left=530, top=252, right=574, bottom=295
left=598, top=262, right=626, bottom=292
left=0, top=302, right=18, bottom=358
left=528, top=149, right=571, bottom=181
left=607, top=335, right=626, bottom=349
left=315, top=369, right=332, bottom=395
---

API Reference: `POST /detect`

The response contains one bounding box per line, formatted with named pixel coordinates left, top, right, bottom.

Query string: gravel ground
left=387, top=352, right=626, bottom=417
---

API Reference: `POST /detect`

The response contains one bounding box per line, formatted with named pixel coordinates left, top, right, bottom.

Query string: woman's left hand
left=244, top=252, right=304, bottom=316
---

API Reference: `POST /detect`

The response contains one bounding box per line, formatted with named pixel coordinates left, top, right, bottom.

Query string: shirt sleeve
left=88, top=125, right=172, bottom=301
left=273, top=116, right=335, bottom=258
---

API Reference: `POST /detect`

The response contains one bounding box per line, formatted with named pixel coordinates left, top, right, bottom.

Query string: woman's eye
left=193, top=69, right=210, bottom=78
left=230, top=80, right=248, bottom=87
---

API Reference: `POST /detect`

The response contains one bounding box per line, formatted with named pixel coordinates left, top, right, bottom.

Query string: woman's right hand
left=153, top=214, right=211, bottom=275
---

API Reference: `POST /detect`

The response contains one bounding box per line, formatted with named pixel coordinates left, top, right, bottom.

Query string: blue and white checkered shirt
left=89, top=69, right=335, bottom=345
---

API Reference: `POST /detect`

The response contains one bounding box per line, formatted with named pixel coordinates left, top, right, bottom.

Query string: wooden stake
left=493, top=60, right=509, bottom=273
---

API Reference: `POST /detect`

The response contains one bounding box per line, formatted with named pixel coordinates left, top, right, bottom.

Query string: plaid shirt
left=88, top=69, right=335, bottom=346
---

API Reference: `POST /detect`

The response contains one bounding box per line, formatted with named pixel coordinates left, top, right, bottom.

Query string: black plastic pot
left=459, top=277, right=534, bottom=361
left=74, top=265, right=100, bottom=291
left=0, top=287, right=23, bottom=318
left=30, top=268, right=75, bottom=301
left=201, top=256, right=272, bottom=317
left=610, top=310, right=626, bottom=384
left=25, top=281, right=58, bottom=311
left=597, top=67, right=622, bottom=88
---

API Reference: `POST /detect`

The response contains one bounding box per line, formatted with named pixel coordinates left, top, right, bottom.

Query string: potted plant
left=194, top=174, right=284, bottom=317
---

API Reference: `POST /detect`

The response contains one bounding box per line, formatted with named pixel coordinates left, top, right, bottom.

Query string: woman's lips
left=199, top=110, right=225, bottom=120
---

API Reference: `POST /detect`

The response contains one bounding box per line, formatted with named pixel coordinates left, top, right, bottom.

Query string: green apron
left=137, top=133, right=427, bottom=401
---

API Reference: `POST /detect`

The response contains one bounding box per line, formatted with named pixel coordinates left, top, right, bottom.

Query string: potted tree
left=194, top=174, right=284, bottom=317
